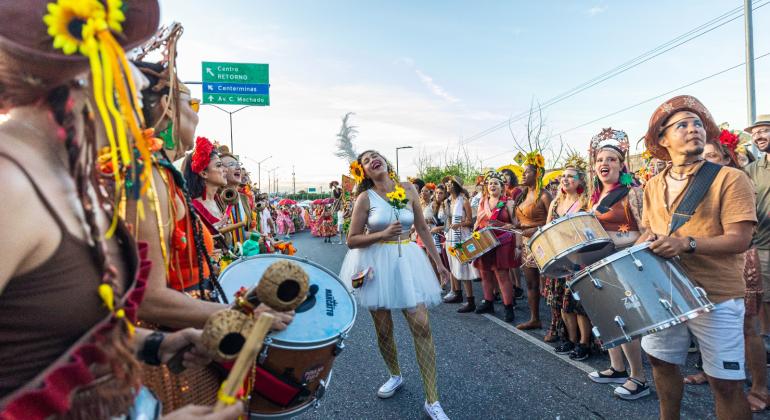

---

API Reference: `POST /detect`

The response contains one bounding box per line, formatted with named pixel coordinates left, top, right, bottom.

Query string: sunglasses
left=189, top=98, right=201, bottom=113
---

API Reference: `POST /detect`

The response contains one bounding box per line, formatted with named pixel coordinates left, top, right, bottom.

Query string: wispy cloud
left=414, top=69, right=460, bottom=104
left=587, top=5, right=606, bottom=16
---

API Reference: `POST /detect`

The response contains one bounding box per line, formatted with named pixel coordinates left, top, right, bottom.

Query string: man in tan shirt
left=640, top=95, right=756, bottom=420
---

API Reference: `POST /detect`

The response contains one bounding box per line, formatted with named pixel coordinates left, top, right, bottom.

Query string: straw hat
left=644, top=95, right=720, bottom=161
left=745, top=114, right=770, bottom=133
left=0, top=0, right=159, bottom=106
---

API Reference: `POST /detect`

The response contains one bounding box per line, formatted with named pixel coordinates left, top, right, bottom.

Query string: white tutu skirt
left=339, top=242, right=443, bottom=310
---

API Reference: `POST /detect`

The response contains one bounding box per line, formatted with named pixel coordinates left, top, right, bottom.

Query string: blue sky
left=160, top=1, right=769, bottom=191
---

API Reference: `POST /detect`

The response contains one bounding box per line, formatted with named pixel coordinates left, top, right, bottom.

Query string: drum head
left=219, top=255, right=356, bottom=349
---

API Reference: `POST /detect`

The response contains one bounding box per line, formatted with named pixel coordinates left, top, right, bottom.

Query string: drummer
left=641, top=96, right=756, bottom=419
left=544, top=155, right=592, bottom=360
left=472, top=172, right=518, bottom=323
left=513, top=154, right=552, bottom=330
left=585, top=129, right=649, bottom=401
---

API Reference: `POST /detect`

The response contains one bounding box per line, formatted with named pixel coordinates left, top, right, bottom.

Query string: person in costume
left=276, top=205, right=295, bottom=239
left=0, top=1, right=243, bottom=418
left=514, top=153, right=552, bottom=330
left=340, top=150, right=450, bottom=420
left=319, top=205, right=337, bottom=243
left=471, top=172, right=518, bottom=322
left=442, top=176, right=479, bottom=313
left=183, top=138, right=230, bottom=243
left=583, top=128, right=649, bottom=400
left=216, top=147, right=251, bottom=245
left=640, top=96, right=756, bottom=419
left=544, top=155, right=592, bottom=360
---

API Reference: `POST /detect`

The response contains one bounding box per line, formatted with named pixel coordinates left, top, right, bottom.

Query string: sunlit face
left=420, top=186, right=433, bottom=201
left=221, top=155, right=242, bottom=185
left=595, top=149, right=622, bottom=184
left=486, top=178, right=503, bottom=197
left=703, top=143, right=730, bottom=166
left=360, top=151, right=388, bottom=178
left=659, top=111, right=706, bottom=158
left=752, top=125, right=770, bottom=153
left=521, top=166, right=536, bottom=186
left=202, top=155, right=227, bottom=187
left=434, top=188, right=447, bottom=203
left=177, top=89, right=200, bottom=152
left=560, top=168, right=581, bottom=194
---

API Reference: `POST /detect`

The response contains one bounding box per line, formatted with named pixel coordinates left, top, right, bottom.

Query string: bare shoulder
left=401, top=181, right=418, bottom=196
left=354, top=189, right=370, bottom=208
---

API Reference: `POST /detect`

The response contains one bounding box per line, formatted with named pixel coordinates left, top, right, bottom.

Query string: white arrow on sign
left=208, top=95, right=214, bottom=102
left=207, top=85, right=213, bottom=91
left=206, top=67, right=215, bottom=77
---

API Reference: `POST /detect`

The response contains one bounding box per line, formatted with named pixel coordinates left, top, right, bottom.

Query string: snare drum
left=457, top=228, right=499, bottom=264
left=568, top=243, right=714, bottom=350
left=528, top=212, right=614, bottom=278
left=219, top=255, right=356, bottom=418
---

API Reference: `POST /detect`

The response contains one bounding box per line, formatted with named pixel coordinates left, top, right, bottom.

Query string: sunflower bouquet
left=385, top=174, right=410, bottom=257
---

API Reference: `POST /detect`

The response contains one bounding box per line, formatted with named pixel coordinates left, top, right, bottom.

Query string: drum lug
left=571, top=290, right=580, bottom=301
left=588, top=272, right=602, bottom=289
left=614, top=316, right=631, bottom=343
left=334, top=341, right=345, bottom=356
left=258, top=338, right=271, bottom=364
left=659, top=299, right=676, bottom=316
left=591, top=326, right=601, bottom=338
left=632, top=255, right=643, bottom=271
left=694, top=287, right=711, bottom=306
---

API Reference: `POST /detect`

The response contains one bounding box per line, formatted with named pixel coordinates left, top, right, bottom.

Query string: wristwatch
left=139, top=331, right=165, bottom=366
left=686, top=237, right=696, bottom=254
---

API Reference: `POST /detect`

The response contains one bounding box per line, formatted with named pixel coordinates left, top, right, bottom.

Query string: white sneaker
left=423, top=401, right=449, bottom=420
left=376, top=375, right=403, bottom=398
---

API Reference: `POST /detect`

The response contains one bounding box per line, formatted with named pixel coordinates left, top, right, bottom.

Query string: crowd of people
left=0, top=1, right=768, bottom=420
left=365, top=98, right=768, bottom=418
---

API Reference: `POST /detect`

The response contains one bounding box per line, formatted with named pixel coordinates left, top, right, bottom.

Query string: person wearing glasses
left=216, top=146, right=252, bottom=245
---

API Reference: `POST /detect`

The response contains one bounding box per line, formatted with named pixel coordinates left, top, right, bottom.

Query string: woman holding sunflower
left=340, top=150, right=451, bottom=420
left=514, top=153, right=552, bottom=330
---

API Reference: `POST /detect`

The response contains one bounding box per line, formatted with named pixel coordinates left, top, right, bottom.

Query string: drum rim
left=528, top=211, right=599, bottom=246
left=219, top=254, right=357, bottom=349
left=598, top=303, right=716, bottom=350
left=568, top=242, right=654, bottom=287
left=246, top=369, right=333, bottom=419
left=538, top=237, right=614, bottom=276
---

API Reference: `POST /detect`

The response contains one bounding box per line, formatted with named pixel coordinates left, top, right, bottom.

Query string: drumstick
left=219, top=221, right=248, bottom=234
left=214, top=312, right=275, bottom=411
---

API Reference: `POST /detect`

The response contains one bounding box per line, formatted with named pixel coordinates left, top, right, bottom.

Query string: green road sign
left=202, top=62, right=270, bottom=105
left=308, top=187, right=317, bottom=193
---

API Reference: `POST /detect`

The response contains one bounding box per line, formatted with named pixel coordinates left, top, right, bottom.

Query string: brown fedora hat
left=644, top=95, right=720, bottom=161
left=0, top=0, right=160, bottom=107
left=745, top=114, right=770, bottom=133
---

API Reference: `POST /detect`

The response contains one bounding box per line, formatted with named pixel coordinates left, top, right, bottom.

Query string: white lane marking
left=482, top=314, right=596, bottom=375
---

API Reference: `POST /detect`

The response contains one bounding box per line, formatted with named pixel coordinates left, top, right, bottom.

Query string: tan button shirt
left=642, top=162, right=757, bottom=303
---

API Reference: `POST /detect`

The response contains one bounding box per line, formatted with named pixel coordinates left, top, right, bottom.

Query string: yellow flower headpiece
left=44, top=0, right=152, bottom=236
left=524, top=151, right=545, bottom=169
left=349, top=160, right=365, bottom=184
left=563, top=151, right=587, bottom=173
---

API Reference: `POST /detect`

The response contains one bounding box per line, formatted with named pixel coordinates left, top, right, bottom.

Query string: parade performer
left=545, top=155, right=592, bottom=359
left=184, top=137, right=231, bottom=246
left=319, top=205, right=337, bottom=243
left=276, top=205, right=295, bottom=239
left=641, top=95, right=755, bottom=419
left=216, top=147, right=251, bottom=245
left=442, top=176, right=479, bottom=313
left=514, top=152, right=552, bottom=330
left=340, top=151, right=450, bottom=420
left=0, top=2, right=242, bottom=418
left=471, top=172, right=518, bottom=322
left=583, top=128, right=649, bottom=400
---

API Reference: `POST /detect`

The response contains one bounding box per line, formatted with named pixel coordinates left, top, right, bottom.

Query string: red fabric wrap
left=0, top=241, right=151, bottom=420
left=251, top=366, right=302, bottom=407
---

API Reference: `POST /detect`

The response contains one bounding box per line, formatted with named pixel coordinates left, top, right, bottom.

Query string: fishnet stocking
left=370, top=310, right=401, bottom=376
left=403, top=306, right=439, bottom=404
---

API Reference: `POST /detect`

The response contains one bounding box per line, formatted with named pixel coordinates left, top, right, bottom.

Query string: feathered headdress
left=334, top=112, right=359, bottom=163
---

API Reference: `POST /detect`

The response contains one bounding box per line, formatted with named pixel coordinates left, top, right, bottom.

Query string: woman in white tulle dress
left=340, top=150, right=450, bottom=420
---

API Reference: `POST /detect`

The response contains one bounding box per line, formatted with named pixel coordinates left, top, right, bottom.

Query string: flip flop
left=683, top=372, right=707, bottom=385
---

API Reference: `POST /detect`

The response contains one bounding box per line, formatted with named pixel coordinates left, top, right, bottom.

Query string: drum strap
left=595, top=187, right=629, bottom=214
left=668, top=161, right=722, bottom=235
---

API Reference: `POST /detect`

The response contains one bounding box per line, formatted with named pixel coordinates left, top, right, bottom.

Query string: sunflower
left=448, top=247, right=457, bottom=257
left=349, top=161, right=365, bottom=183
left=535, top=154, right=545, bottom=168
left=105, top=0, right=125, bottom=33
left=44, top=0, right=108, bottom=56
left=472, top=231, right=481, bottom=240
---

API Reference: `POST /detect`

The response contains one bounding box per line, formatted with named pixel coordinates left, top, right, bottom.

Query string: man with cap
left=640, top=95, right=756, bottom=419
left=743, top=114, right=770, bottom=350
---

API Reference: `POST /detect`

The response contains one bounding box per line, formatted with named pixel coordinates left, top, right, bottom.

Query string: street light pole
left=207, top=104, right=249, bottom=152
left=744, top=0, right=757, bottom=125
left=395, top=146, right=413, bottom=178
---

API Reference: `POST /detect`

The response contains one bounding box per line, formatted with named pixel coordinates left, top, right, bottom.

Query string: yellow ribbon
left=97, top=284, right=135, bottom=336
left=217, top=383, right=237, bottom=406
left=381, top=239, right=411, bottom=245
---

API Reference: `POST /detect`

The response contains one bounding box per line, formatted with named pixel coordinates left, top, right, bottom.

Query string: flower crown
left=191, top=136, right=215, bottom=173
left=524, top=151, right=545, bottom=169
left=425, top=182, right=437, bottom=190
left=590, top=128, right=630, bottom=157
left=484, top=171, right=505, bottom=183
left=719, top=129, right=740, bottom=153
left=349, top=160, right=365, bottom=184
left=563, top=152, right=587, bottom=173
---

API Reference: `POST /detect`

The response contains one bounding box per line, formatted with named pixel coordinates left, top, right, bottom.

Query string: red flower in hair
left=191, top=136, right=215, bottom=173
left=719, top=129, right=739, bottom=152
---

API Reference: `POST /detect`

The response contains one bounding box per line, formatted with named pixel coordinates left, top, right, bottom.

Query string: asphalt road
left=276, top=231, right=770, bottom=420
